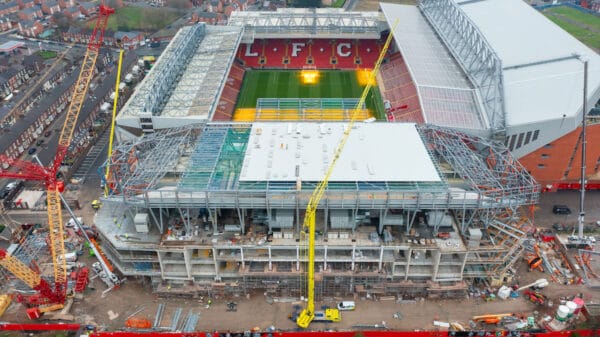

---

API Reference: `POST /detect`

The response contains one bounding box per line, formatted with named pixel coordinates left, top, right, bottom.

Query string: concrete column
left=268, top=246, right=272, bottom=271
left=296, top=245, right=300, bottom=271
left=184, top=248, right=192, bottom=280
left=351, top=245, right=356, bottom=271
left=460, top=252, right=468, bottom=279
left=432, top=250, right=441, bottom=281
left=237, top=207, right=245, bottom=234
left=324, top=245, right=328, bottom=271
left=212, top=247, right=220, bottom=281
left=378, top=245, right=384, bottom=272
left=240, top=247, right=245, bottom=269
left=405, top=248, right=412, bottom=281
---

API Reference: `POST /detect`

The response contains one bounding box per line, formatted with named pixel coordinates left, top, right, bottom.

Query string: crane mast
left=0, top=4, right=114, bottom=316
left=296, top=25, right=397, bottom=329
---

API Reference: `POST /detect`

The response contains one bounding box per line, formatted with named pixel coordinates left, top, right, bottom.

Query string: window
left=140, top=117, right=152, bottom=123
left=544, top=143, right=553, bottom=148
left=541, top=154, right=550, bottom=159
left=516, top=133, right=524, bottom=149
left=532, top=130, right=540, bottom=141
left=509, top=135, right=516, bottom=151
left=537, top=164, right=546, bottom=168
left=524, top=131, right=532, bottom=145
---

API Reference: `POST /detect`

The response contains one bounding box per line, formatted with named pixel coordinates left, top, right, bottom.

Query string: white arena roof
left=239, top=122, right=442, bottom=183
left=380, top=3, right=488, bottom=131
left=456, top=0, right=600, bottom=127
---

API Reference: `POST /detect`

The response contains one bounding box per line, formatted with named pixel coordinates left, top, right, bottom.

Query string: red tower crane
left=0, top=4, right=114, bottom=319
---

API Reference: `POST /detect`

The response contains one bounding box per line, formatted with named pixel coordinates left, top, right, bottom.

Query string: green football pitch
left=235, top=70, right=386, bottom=120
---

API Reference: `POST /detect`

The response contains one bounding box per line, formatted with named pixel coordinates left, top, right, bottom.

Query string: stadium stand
left=238, top=39, right=382, bottom=69
left=379, top=53, right=423, bottom=123
left=213, top=63, right=246, bottom=121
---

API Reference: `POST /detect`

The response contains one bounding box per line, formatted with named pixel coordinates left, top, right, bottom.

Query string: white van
left=337, top=301, right=356, bottom=311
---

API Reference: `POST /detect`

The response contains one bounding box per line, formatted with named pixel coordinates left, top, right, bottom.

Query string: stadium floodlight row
left=98, top=0, right=598, bottom=297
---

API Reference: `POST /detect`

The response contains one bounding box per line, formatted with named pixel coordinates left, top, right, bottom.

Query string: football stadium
left=100, top=0, right=600, bottom=298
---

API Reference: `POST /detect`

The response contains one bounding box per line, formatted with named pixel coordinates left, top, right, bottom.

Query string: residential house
left=191, top=10, right=220, bottom=25
left=58, top=0, right=75, bottom=9
left=18, top=6, right=41, bottom=20
left=114, top=31, right=143, bottom=49
left=62, top=6, right=81, bottom=20
left=0, top=17, right=13, bottom=31
left=62, top=26, right=115, bottom=46
left=17, top=19, right=43, bottom=36
left=0, top=2, right=19, bottom=17
left=41, top=0, right=61, bottom=15
left=16, top=0, right=35, bottom=9
left=23, top=54, right=44, bottom=73
left=78, top=1, right=97, bottom=16
left=0, top=65, right=28, bottom=98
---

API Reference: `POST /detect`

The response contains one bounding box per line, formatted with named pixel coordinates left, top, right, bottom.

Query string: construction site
left=2, top=0, right=600, bottom=335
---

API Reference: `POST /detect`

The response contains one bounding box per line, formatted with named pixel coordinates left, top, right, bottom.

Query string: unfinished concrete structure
left=96, top=122, right=538, bottom=298
left=94, top=4, right=541, bottom=299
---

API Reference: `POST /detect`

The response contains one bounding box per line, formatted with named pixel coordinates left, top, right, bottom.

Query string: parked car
left=36, top=139, right=44, bottom=146
left=552, top=223, right=567, bottom=231
left=552, top=205, right=571, bottom=215
left=28, top=148, right=37, bottom=155
left=44, top=130, right=52, bottom=137
left=337, top=301, right=356, bottom=311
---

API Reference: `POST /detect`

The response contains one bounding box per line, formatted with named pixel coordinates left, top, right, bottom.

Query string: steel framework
left=119, top=25, right=242, bottom=122
left=104, top=126, right=199, bottom=197
left=228, top=8, right=382, bottom=40
left=419, top=124, right=539, bottom=207
left=419, top=0, right=506, bottom=139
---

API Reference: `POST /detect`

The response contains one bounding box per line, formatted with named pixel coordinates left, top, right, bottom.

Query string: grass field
left=88, top=7, right=182, bottom=32
left=543, top=6, right=600, bottom=50
left=235, top=70, right=385, bottom=120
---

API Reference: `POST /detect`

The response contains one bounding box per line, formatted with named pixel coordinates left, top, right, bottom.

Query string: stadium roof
left=380, top=3, right=488, bottom=132
left=456, top=0, right=600, bottom=127
left=229, top=8, right=382, bottom=39
left=240, top=123, right=442, bottom=183
left=119, top=24, right=241, bottom=122
left=381, top=0, right=600, bottom=131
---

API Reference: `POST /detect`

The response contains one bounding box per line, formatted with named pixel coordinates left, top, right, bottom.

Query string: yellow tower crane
left=296, top=24, right=397, bottom=329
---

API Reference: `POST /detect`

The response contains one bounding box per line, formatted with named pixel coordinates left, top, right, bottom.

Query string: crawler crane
left=295, top=25, right=397, bottom=329
left=0, top=4, right=115, bottom=319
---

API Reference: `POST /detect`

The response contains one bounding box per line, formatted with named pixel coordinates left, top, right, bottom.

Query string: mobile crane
left=295, top=25, right=397, bottom=329
left=0, top=4, right=115, bottom=319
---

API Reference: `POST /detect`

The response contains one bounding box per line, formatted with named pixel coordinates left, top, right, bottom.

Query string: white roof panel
left=457, top=0, right=600, bottom=126
left=379, top=3, right=487, bottom=130
left=240, top=123, right=441, bottom=183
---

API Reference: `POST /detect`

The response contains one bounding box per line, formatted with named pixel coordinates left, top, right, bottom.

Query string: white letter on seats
left=337, top=43, right=351, bottom=57
left=291, top=43, right=306, bottom=57
left=245, top=44, right=258, bottom=57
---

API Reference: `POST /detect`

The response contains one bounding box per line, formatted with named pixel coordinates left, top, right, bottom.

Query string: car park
left=552, top=205, right=571, bottom=215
